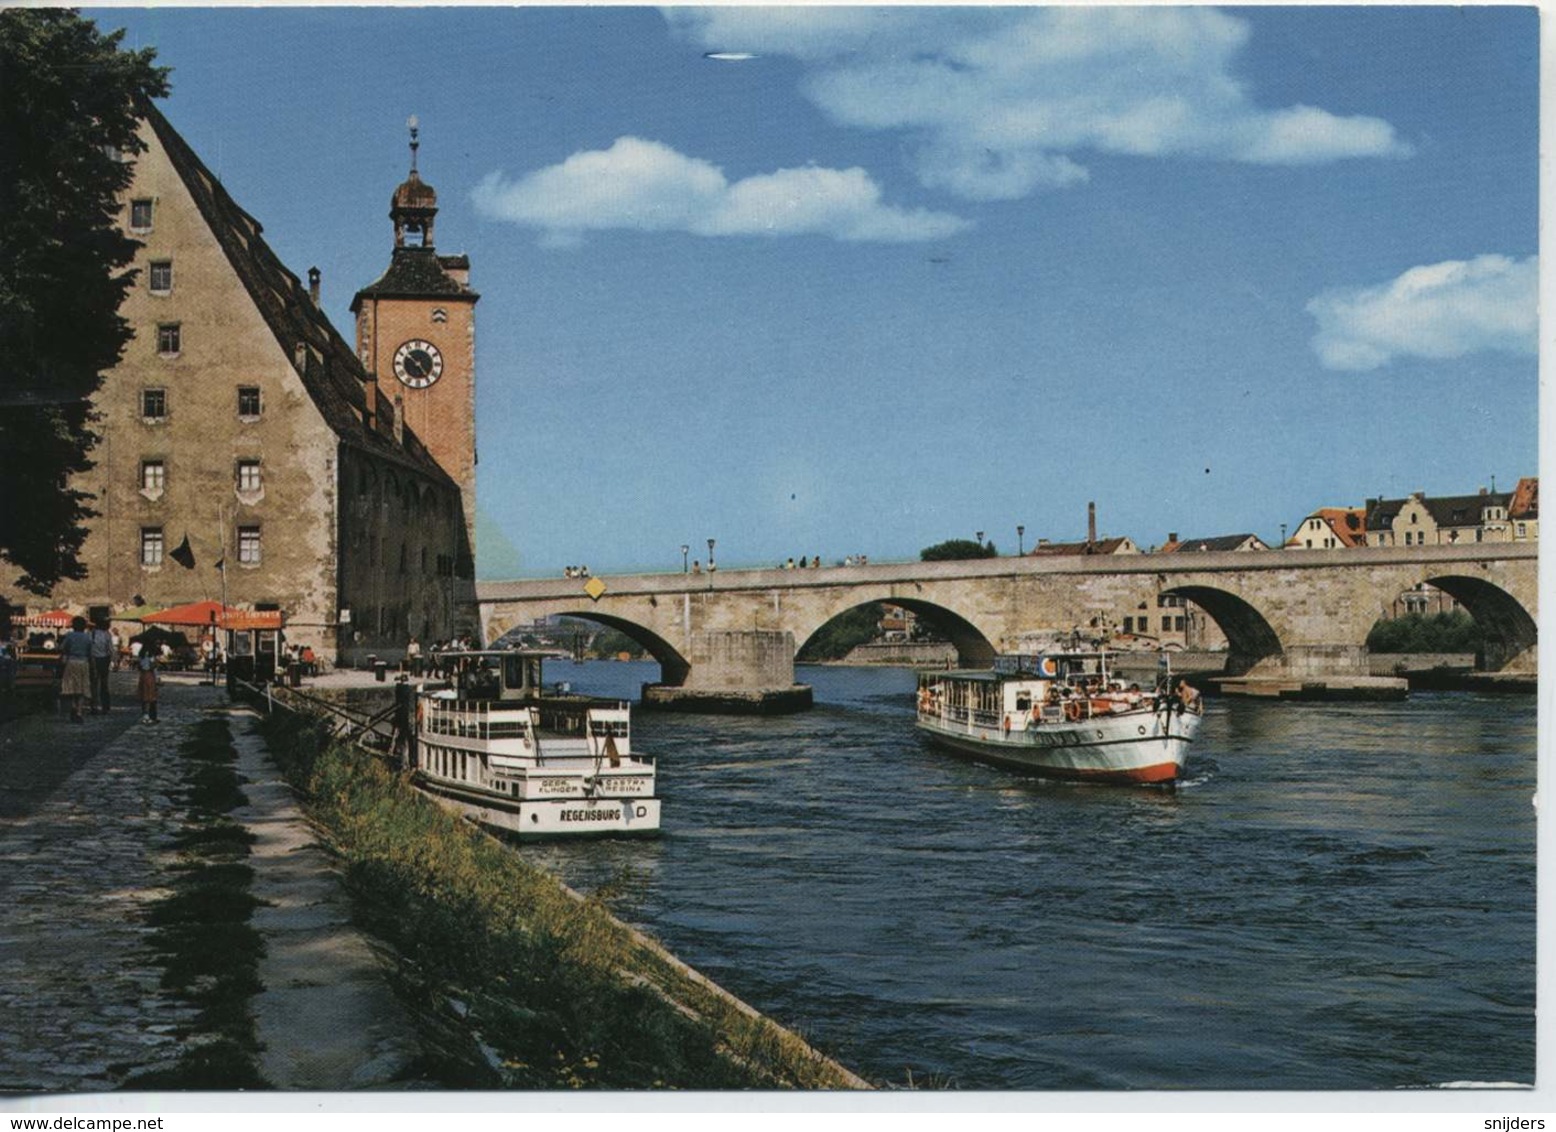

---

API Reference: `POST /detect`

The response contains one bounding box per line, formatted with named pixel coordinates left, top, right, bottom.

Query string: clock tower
left=351, top=119, right=480, bottom=556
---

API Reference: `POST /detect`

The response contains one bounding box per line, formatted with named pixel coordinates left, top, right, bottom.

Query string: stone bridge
left=476, top=543, right=1536, bottom=705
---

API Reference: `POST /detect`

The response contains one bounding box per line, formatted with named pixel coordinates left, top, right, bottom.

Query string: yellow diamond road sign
left=584, top=576, right=607, bottom=601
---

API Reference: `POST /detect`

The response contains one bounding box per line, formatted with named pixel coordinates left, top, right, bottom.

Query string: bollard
left=374, top=660, right=387, bottom=683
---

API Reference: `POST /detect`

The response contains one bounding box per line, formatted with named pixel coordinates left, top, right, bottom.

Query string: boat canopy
left=437, top=649, right=551, bottom=702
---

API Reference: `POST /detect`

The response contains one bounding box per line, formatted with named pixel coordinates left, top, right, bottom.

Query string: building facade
left=9, top=103, right=475, bottom=664
left=1364, top=486, right=1533, bottom=547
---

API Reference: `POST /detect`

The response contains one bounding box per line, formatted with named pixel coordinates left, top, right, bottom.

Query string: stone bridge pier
left=641, top=630, right=813, bottom=713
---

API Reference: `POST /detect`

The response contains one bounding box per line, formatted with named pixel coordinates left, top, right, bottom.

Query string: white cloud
left=665, top=7, right=1412, bottom=201
left=472, top=136, right=969, bottom=244
left=1306, top=255, right=1537, bottom=371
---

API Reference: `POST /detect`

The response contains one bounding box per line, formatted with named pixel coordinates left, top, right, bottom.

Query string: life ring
left=1064, top=700, right=1082, bottom=723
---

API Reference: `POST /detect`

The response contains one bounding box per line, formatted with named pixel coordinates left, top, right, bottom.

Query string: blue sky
left=91, top=6, right=1539, bottom=577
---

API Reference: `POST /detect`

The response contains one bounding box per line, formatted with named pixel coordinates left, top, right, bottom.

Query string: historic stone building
left=13, top=103, right=477, bottom=664
left=1364, top=484, right=1536, bottom=548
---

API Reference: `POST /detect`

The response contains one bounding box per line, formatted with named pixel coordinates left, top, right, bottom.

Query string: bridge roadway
left=476, top=543, right=1537, bottom=706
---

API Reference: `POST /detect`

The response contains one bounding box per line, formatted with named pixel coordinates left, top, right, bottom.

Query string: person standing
left=137, top=649, right=160, bottom=724
left=406, top=636, right=422, bottom=676
left=89, top=619, right=114, bottom=713
left=58, top=616, right=93, bottom=724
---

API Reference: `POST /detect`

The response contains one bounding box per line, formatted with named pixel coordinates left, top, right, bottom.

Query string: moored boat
left=411, top=650, right=661, bottom=838
left=915, top=651, right=1203, bottom=784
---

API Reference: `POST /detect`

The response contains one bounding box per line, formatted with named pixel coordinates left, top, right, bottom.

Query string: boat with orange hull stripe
left=915, top=651, right=1202, bottom=785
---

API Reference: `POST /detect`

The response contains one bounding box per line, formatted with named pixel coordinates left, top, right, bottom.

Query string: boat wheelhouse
left=915, top=651, right=1203, bottom=784
left=412, top=650, right=660, bottom=838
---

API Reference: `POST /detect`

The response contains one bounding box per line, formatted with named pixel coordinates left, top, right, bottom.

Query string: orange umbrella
left=141, top=600, right=228, bottom=627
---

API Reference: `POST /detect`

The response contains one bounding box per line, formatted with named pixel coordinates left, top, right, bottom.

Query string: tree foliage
left=920, top=538, right=998, bottom=561
left=796, top=603, right=886, bottom=662
left=0, top=10, right=169, bottom=593
left=1366, top=611, right=1484, bottom=654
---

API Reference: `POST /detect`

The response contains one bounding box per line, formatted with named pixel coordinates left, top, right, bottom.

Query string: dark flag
left=170, top=535, right=196, bottom=569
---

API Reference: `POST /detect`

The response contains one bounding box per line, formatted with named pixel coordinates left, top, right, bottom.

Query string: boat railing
left=421, top=698, right=535, bottom=743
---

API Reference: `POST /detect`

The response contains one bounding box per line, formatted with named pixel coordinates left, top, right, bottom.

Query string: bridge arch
left=1422, top=574, right=1537, bottom=671
left=491, top=610, right=690, bottom=685
left=1160, top=585, right=1284, bottom=676
left=795, top=597, right=998, bottom=668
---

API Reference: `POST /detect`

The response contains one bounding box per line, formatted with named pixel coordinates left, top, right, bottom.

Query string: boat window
left=503, top=654, right=524, bottom=691
left=1015, top=694, right=1031, bottom=711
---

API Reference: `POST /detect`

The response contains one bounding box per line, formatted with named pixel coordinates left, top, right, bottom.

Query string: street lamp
left=1017, top=525, right=1025, bottom=555
left=681, top=544, right=689, bottom=573
left=1280, top=523, right=1287, bottom=550
left=975, top=530, right=984, bottom=549
left=707, top=537, right=716, bottom=571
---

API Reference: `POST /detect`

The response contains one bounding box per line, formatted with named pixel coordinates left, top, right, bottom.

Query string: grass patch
left=255, top=707, right=865, bottom=1090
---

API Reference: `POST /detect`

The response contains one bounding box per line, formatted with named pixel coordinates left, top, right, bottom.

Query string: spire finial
left=407, top=114, right=420, bottom=174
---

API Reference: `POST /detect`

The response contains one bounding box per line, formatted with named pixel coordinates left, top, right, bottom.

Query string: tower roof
left=391, top=168, right=438, bottom=212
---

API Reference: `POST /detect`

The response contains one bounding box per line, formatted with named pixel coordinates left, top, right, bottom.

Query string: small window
left=149, top=261, right=173, bottom=293
left=1123, top=617, right=1134, bottom=634
left=236, top=460, right=262, bottom=492
left=237, top=526, right=262, bottom=565
left=237, top=386, right=261, bottom=417
left=1161, top=616, right=1172, bottom=632
left=141, top=460, right=165, bottom=492
left=156, top=324, right=181, bottom=355
left=1517, top=522, right=1527, bottom=537
left=142, top=388, right=167, bottom=420
left=141, top=527, right=164, bottom=566
left=1175, top=617, right=1185, bottom=632
left=130, top=199, right=153, bottom=230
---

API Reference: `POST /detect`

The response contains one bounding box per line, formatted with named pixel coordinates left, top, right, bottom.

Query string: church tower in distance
left=351, top=118, right=480, bottom=563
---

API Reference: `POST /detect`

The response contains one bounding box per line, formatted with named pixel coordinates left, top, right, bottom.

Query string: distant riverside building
left=1287, top=507, right=1368, bottom=549
left=1363, top=480, right=1537, bottom=547
left=1027, top=536, right=1140, bottom=556
left=1159, top=533, right=1270, bottom=553
left=5, top=104, right=477, bottom=663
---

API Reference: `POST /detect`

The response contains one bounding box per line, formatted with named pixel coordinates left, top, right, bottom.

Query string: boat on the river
left=915, top=651, right=1203, bottom=784
left=410, top=649, right=660, bottom=838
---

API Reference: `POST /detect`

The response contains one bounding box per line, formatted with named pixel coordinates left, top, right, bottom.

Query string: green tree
left=0, top=10, right=169, bottom=593
left=1366, top=611, right=1484, bottom=654
left=920, top=538, right=998, bottom=561
left=796, top=603, right=886, bottom=662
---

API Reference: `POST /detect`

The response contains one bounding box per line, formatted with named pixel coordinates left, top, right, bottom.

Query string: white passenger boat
left=915, top=652, right=1203, bottom=784
left=411, top=650, right=660, bottom=838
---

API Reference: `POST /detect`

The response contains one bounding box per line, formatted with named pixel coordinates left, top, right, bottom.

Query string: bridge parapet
left=475, top=543, right=1536, bottom=709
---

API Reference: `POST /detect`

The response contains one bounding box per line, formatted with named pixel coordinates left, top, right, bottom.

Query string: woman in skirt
left=58, top=616, right=93, bottom=724
left=137, top=648, right=160, bottom=724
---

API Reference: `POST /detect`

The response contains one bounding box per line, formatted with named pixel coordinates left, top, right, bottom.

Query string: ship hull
left=916, top=709, right=1198, bottom=784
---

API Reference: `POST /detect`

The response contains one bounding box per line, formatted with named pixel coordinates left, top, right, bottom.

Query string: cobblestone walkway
left=0, top=680, right=221, bottom=1092
left=0, top=685, right=424, bottom=1093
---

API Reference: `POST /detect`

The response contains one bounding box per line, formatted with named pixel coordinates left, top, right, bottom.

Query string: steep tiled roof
left=1365, top=490, right=1514, bottom=531
left=1509, top=477, right=1538, bottom=519
left=1028, top=537, right=1135, bottom=556
left=1161, top=534, right=1266, bottom=553
left=352, top=246, right=478, bottom=304
left=1424, top=492, right=1510, bottom=528
left=1307, top=507, right=1368, bottom=548
left=141, top=101, right=455, bottom=487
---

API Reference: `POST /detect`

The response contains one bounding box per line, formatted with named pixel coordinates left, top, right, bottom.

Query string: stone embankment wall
left=249, top=695, right=869, bottom=1090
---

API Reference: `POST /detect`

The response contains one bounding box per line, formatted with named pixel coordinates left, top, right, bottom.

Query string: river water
left=526, top=661, right=1536, bottom=1091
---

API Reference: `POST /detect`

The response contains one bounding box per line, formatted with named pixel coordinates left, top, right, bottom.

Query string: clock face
left=392, top=339, right=444, bottom=388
